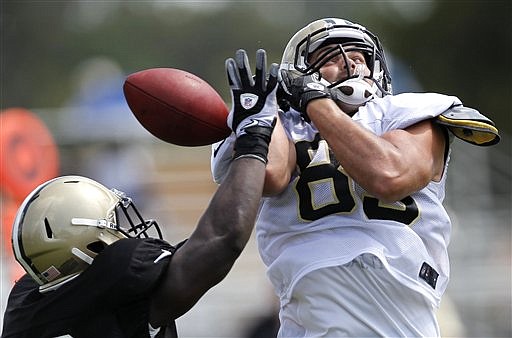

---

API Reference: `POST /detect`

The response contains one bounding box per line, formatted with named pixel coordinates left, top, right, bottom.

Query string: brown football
left=123, top=68, right=230, bottom=146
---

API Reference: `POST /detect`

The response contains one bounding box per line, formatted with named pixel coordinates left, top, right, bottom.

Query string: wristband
left=233, top=126, right=273, bottom=164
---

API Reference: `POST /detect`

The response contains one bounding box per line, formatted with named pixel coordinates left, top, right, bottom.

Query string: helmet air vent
left=63, top=180, right=80, bottom=184
left=86, top=241, right=107, bottom=254
left=44, top=218, right=54, bottom=239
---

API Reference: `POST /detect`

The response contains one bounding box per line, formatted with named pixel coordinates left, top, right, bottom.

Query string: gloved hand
left=226, top=49, right=279, bottom=163
left=279, top=70, right=344, bottom=121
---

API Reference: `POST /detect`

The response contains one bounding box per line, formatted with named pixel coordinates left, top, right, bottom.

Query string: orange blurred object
left=1, top=107, right=60, bottom=282
left=1, top=197, right=25, bottom=281
left=0, top=108, right=59, bottom=201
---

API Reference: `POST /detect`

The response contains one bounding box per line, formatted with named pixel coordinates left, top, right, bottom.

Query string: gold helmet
left=11, top=175, right=162, bottom=293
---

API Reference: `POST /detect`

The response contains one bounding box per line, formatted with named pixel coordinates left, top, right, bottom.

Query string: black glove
left=226, top=49, right=279, bottom=163
left=279, top=69, right=343, bottom=121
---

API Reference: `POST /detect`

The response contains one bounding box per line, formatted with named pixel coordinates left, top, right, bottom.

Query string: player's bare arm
left=306, top=98, right=446, bottom=202
left=263, top=117, right=296, bottom=196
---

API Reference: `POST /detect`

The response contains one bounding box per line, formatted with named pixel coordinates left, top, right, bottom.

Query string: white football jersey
left=211, top=92, right=462, bottom=307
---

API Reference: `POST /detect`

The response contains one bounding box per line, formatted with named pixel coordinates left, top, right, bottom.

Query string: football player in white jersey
left=212, top=18, right=499, bottom=337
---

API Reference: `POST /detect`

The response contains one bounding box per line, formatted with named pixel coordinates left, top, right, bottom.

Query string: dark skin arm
left=149, top=157, right=266, bottom=325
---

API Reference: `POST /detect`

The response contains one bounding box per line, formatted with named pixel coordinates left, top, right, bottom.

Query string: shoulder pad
left=435, top=105, right=500, bottom=146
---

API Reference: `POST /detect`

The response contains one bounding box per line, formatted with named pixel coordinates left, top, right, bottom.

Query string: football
left=123, top=68, right=230, bottom=146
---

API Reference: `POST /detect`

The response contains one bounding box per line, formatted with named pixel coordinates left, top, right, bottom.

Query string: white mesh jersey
left=211, top=92, right=462, bottom=308
left=259, top=92, right=462, bottom=308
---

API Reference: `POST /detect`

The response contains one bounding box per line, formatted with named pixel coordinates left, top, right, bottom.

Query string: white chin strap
left=72, top=217, right=117, bottom=230
left=71, top=247, right=94, bottom=265
left=332, top=64, right=377, bottom=105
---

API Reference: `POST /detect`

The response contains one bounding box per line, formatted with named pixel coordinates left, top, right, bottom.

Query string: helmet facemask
left=282, top=19, right=392, bottom=99
left=109, top=188, right=163, bottom=240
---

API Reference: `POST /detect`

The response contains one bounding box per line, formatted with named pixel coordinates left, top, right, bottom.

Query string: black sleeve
left=1, top=238, right=176, bottom=338
left=91, top=238, right=176, bottom=303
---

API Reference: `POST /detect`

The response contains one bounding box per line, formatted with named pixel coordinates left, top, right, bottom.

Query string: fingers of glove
left=278, top=69, right=289, bottom=85
left=235, top=49, right=254, bottom=88
left=266, top=63, right=279, bottom=93
left=279, top=69, right=293, bottom=95
left=225, top=58, right=241, bottom=89
left=255, top=49, right=267, bottom=92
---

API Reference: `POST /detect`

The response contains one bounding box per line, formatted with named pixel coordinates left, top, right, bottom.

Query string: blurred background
left=1, top=1, right=510, bottom=337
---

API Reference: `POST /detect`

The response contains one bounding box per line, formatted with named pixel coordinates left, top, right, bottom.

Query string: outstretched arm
left=150, top=49, right=279, bottom=325
left=151, top=157, right=266, bottom=322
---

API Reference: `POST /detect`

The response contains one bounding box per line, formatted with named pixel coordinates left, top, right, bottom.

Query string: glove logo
left=240, top=93, right=259, bottom=110
left=241, top=119, right=260, bottom=130
left=307, top=82, right=325, bottom=91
